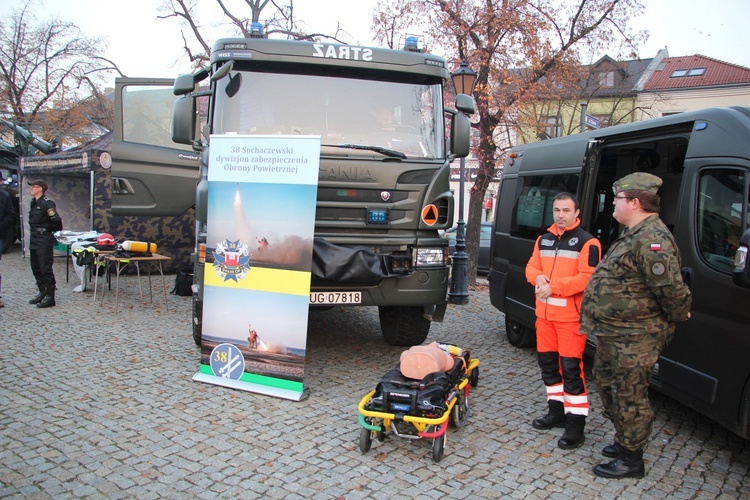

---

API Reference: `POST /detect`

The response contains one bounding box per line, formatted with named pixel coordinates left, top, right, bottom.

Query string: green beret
left=612, top=172, right=662, bottom=195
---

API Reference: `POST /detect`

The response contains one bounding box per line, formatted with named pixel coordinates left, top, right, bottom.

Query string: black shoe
left=593, top=448, right=645, bottom=479
left=29, top=291, right=45, bottom=305
left=557, top=414, right=585, bottom=449
left=532, top=400, right=566, bottom=430
left=602, top=444, right=619, bottom=458
left=36, top=295, right=56, bottom=308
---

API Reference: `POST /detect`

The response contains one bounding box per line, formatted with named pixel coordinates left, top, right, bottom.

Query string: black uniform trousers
left=30, top=232, right=56, bottom=293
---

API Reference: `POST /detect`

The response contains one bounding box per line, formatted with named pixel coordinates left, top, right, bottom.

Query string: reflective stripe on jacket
left=525, top=219, right=601, bottom=323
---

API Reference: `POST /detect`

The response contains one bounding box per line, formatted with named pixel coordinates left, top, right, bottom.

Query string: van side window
left=697, top=169, right=745, bottom=272
left=511, top=174, right=579, bottom=239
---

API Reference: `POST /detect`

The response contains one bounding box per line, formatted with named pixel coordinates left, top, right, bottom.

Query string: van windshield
left=212, top=71, right=444, bottom=159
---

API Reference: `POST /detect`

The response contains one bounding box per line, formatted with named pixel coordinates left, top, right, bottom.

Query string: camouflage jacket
left=580, top=214, right=692, bottom=336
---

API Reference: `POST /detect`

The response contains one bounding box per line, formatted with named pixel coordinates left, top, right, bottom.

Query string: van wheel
left=505, top=316, right=536, bottom=348
left=192, top=297, right=203, bottom=346
left=378, top=306, right=430, bottom=346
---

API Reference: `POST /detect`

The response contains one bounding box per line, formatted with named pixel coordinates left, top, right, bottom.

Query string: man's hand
left=535, top=275, right=552, bottom=299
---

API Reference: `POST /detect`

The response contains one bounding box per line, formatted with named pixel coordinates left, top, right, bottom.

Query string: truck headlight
left=414, top=247, right=446, bottom=267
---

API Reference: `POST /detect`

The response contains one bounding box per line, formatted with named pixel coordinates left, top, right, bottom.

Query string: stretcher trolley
left=357, top=347, right=479, bottom=462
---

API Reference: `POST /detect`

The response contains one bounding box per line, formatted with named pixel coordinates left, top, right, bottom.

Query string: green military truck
left=111, top=31, right=473, bottom=346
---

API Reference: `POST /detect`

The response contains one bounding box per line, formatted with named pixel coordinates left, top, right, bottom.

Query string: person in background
left=484, top=197, right=494, bottom=221
left=581, top=172, right=691, bottom=479
left=0, top=186, right=17, bottom=308
left=525, top=192, right=601, bottom=449
left=27, top=179, right=63, bottom=308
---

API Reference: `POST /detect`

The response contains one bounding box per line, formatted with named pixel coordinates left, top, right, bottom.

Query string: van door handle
left=682, top=267, right=693, bottom=289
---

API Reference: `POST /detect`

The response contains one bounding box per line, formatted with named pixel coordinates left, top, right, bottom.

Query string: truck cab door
left=111, top=78, right=199, bottom=216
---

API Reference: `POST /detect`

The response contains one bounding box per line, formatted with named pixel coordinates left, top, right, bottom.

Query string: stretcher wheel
left=377, top=422, right=386, bottom=441
left=450, top=393, right=469, bottom=428
left=359, top=426, right=373, bottom=453
left=469, top=366, right=479, bottom=387
left=432, top=431, right=445, bottom=462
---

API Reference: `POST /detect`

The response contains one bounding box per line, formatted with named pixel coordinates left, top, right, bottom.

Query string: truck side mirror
left=172, top=96, right=196, bottom=146
left=450, top=112, right=471, bottom=158
left=174, top=73, right=196, bottom=96
left=449, top=94, right=475, bottom=158
left=732, top=228, right=750, bottom=288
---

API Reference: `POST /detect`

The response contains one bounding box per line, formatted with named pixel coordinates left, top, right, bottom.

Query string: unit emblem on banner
left=213, top=239, right=251, bottom=282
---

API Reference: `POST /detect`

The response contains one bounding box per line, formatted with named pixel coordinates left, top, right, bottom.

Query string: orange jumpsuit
left=525, top=219, right=601, bottom=416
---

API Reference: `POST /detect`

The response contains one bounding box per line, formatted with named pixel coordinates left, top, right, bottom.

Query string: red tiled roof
left=644, top=54, right=750, bottom=90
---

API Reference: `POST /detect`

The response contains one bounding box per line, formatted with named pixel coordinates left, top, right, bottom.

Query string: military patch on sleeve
left=651, top=262, right=666, bottom=276
left=650, top=243, right=662, bottom=252
left=47, top=208, right=56, bottom=217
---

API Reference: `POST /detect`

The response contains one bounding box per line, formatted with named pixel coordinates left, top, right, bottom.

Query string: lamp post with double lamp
left=447, top=62, right=477, bottom=305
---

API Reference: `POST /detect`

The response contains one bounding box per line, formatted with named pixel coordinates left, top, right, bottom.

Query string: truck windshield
left=212, top=71, right=444, bottom=159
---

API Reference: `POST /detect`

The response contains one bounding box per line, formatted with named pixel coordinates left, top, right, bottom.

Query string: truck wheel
left=192, top=297, right=203, bottom=346
left=378, top=306, right=430, bottom=346
left=505, top=315, right=536, bottom=348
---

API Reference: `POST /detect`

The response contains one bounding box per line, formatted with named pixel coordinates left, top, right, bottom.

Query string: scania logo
left=318, top=166, right=375, bottom=182
left=381, top=191, right=391, bottom=201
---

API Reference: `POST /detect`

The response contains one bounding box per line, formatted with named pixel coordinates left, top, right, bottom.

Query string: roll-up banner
left=192, top=135, right=320, bottom=401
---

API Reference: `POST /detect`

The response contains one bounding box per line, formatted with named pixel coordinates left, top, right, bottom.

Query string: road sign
left=584, top=114, right=600, bottom=129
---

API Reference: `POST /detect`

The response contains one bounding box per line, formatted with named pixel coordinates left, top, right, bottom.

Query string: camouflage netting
left=20, top=132, right=194, bottom=273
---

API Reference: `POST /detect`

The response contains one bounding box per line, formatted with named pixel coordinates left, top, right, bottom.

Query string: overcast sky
left=2, top=0, right=749, bottom=81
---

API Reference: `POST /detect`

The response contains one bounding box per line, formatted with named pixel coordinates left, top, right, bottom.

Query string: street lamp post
left=448, top=62, right=477, bottom=305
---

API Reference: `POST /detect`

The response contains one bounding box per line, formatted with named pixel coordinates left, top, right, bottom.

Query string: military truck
left=488, top=106, right=750, bottom=439
left=110, top=30, right=473, bottom=346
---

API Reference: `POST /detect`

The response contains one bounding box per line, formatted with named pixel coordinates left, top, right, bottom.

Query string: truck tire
left=505, top=315, right=536, bottom=348
left=378, top=306, right=430, bottom=346
left=192, top=297, right=203, bottom=346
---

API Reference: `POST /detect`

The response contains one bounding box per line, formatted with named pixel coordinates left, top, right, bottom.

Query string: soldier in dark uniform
left=581, top=172, right=691, bottom=479
left=27, top=180, right=63, bottom=308
left=1, top=186, right=17, bottom=308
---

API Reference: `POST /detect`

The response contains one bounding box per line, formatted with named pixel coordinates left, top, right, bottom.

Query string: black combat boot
left=36, top=288, right=56, bottom=308
left=593, top=446, right=645, bottom=479
left=29, top=286, right=45, bottom=305
left=601, top=443, right=619, bottom=458
left=532, top=400, right=566, bottom=429
left=557, top=414, right=585, bottom=449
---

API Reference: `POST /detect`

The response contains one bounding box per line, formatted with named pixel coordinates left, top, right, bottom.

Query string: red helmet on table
left=96, top=233, right=115, bottom=246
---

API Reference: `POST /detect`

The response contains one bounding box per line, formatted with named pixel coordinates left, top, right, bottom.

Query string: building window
left=597, top=71, right=615, bottom=87
left=670, top=67, right=706, bottom=78
left=544, top=116, right=561, bottom=138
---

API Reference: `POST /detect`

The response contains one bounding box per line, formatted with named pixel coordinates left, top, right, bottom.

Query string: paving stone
left=0, top=250, right=749, bottom=498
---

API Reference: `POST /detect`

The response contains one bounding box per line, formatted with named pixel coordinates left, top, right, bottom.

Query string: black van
left=489, top=106, right=750, bottom=440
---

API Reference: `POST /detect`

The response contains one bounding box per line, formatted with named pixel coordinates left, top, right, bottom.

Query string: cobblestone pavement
left=1, top=246, right=749, bottom=499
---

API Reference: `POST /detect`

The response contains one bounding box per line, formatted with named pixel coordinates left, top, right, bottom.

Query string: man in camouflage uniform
left=581, top=172, right=691, bottom=479
left=27, top=179, right=63, bottom=308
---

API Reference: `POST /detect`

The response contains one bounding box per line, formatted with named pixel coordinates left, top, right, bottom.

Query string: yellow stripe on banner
left=204, top=265, right=311, bottom=296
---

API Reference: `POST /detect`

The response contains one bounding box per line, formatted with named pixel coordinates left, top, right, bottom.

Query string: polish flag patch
left=650, top=243, right=662, bottom=252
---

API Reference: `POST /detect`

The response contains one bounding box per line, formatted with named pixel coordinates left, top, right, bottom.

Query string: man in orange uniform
left=525, top=192, right=601, bottom=449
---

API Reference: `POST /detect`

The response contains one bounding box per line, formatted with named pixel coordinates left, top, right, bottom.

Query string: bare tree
left=0, top=0, right=118, bottom=148
left=157, top=0, right=352, bottom=69
left=373, top=0, right=647, bottom=285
